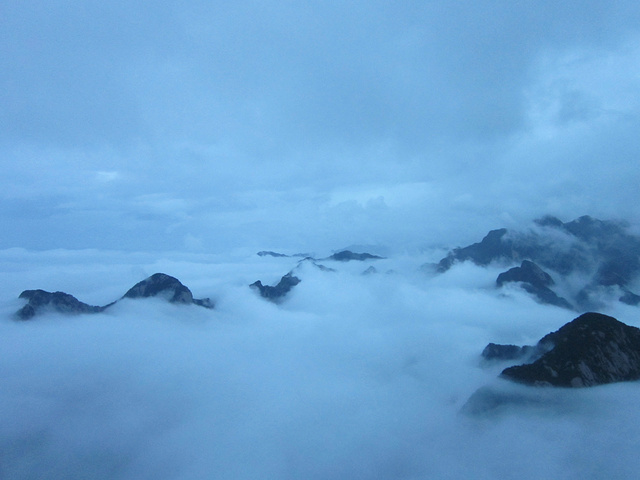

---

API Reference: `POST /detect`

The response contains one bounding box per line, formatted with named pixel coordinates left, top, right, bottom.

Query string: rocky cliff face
left=500, top=313, right=640, bottom=387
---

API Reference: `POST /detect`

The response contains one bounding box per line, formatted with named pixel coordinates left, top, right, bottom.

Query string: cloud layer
left=2, top=249, right=640, bottom=478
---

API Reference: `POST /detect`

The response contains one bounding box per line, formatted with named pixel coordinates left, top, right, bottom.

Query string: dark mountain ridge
left=16, top=273, right=213, bottom=319
left=250, top=258, right=335, bottom=302
left=432, top=215, right=640, bottom=309
left=483, top=312, right=640, bottom=387
left=250, top=273, right=302, bottom=302
left=464, top=312, right=640, bottom=414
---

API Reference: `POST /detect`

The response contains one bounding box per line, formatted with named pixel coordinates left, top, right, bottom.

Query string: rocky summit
left=15, top=273, right=213, bottom=319
left=250, top=257, right=337, bottom=303
left=123, top=273, right=214, bottom=308
left=500, top=312, right=640, bottom=387
left=496, top=260, right=554, bottom=288
left=496, top=260, right=573, bottom=309
left=250, top=272, right=301, bottom=302
left=124, top=273, right=192, bottom=304
left=17, top=290, right=106, bottom=320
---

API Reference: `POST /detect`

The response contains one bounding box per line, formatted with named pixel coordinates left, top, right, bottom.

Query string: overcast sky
left=2, top=1, right=640, bottom=253
left=4, top=5, right=640, bottom=476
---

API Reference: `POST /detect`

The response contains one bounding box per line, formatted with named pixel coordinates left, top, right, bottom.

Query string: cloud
left=2, top=2, right=640, bottom=252
left=3, top=248, right=640, bottom=478
left=3, top=3, right=640, bottom=476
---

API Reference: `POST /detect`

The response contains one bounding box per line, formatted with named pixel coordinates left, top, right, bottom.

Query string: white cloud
left=2, top=248, right=639, bottom=478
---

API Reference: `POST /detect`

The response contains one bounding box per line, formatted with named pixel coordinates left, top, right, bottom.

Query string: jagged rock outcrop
left=325, top=250, right=384, bottom=262
left=250, top=258, right=335, bottom=303
left=500, top=312, right=640, bottom=387
left=15, top=273, right=213, bottom=319
left=496, top=260, right=554, bottom=288
left=432, top=215, right=640, bottom=308
left=123, top=273, right=214, bottom=308
left=16, top=290, right=107, bottom=320
left=250, top=273, right=301, bottom=302
left=496, top=260, right=573, bottom=309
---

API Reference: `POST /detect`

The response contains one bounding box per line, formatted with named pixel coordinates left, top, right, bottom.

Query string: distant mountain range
left=250, top=250, right=382, bottom=302
left=14, top=216, right=640, bottom=313
left=429, top=215, right=640, bottom=310
left=253, top=216, right=640, bottom=309
left=11, top=216, right=640, bottom=395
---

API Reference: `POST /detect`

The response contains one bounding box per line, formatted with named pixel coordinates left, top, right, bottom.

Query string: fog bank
left=2, top=249, right=640, bottom=479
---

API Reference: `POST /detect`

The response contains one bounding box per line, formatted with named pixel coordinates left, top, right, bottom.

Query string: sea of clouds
left=2, top=248, right=640, bottom=479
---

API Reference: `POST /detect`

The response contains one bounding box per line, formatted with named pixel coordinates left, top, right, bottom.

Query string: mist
left=2, top=249, right=640, bottom=479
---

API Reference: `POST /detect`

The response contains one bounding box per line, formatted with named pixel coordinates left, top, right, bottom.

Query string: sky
left=2, top=1, right=640, bottom=253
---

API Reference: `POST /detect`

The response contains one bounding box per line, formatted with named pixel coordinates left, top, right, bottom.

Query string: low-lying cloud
left=2, top=249, right=640, bottom=479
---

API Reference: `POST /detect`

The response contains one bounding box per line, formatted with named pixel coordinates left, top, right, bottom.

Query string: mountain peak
left=501, top=312, right=640, bottom=387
